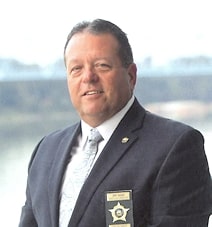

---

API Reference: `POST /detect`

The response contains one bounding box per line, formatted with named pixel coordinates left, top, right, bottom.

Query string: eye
left=95, top=62, right=111, bottom=71
left=72, top=65, right=82, bottom=72
left=69, top=65, right=82, bottom=76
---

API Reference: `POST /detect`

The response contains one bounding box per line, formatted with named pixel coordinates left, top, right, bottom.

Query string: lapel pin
left=121, top=137, right=129, bottom=143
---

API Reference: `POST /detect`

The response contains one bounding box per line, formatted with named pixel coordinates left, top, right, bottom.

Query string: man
left=19, top=19, right=212, bottom=227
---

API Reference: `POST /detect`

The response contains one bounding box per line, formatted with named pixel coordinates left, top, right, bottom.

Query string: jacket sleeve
left=18, top=195, right=38, bottom=227
left=147, top=129, right=212, bottom=227
left=18, top=139, right=44, bottom=227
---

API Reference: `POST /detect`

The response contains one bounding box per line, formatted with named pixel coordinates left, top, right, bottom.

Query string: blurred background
left=0, top=0, right=211, bottom=226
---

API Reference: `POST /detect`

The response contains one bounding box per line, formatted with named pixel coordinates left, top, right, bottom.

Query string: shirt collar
left=81, top=95, right=135, bottom=143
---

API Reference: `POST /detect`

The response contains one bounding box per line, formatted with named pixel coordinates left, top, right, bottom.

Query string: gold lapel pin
left=121, top=137, right=129, bottom=143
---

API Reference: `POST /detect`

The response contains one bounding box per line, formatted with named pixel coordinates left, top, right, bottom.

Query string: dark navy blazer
left=19, top=99, right=212, bottom=227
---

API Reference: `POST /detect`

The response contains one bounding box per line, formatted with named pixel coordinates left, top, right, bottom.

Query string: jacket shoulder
left=28, top=123, right=80, bottom=170
left=144, top=110, right=197, bottom=135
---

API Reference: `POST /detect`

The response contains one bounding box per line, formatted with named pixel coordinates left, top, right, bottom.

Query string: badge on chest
left=105, top=190, right=134, bottom=227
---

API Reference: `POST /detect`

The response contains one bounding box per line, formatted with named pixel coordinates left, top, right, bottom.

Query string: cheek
left=104, top=75, right=121, bottom=91
left=111, top=76, right=130, bottom=94
left=67, top=76, right=79, bottom=92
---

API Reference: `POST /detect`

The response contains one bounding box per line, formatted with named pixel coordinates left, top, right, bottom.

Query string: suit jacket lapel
left=48, top=124, right=81, bottom=227
left=69, top=99, right=146, bottom=226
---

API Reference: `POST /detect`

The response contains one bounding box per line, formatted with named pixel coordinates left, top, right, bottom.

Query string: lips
left=83, top=90, right=104, bottom=96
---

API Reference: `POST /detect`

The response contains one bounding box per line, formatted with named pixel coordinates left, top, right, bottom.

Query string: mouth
left=83, top=90, right=104, bottom=96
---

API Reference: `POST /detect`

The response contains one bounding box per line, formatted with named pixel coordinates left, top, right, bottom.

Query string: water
left=1, top=130, right=211, bottom=227
left=0, top=142, right=31, bottom=226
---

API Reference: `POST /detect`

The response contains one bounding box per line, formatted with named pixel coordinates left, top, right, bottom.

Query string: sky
left=0, top=0, right=212, bottom=66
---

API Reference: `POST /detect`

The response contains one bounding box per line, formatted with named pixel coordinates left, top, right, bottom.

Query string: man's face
left=65, top=32, right=137, bottom=127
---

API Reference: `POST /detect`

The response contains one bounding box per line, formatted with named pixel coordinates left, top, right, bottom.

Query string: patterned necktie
left=59, top=128, right=103, bottom=227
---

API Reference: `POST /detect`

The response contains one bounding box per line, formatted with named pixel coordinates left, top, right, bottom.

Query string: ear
left=127, top=63, right=137, bottom=89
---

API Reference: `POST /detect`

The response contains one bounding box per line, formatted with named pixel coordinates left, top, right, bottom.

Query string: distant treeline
left=0, top=75, right=212, bottom=113
left=135, top=75, right=212, bottom=104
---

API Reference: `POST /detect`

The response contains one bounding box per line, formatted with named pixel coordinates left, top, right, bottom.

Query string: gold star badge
left=109, top=202, right=130, bottom=223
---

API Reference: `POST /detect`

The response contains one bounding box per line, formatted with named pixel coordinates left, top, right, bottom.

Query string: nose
left=82, top=66, right=98, bottom=83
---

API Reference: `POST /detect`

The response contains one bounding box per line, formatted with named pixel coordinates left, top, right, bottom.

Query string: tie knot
left=88, top=128, right=103, bottom=144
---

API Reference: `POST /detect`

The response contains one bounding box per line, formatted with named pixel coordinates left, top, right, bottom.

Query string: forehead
left=65, top=32, right=120, bottom=57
